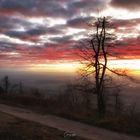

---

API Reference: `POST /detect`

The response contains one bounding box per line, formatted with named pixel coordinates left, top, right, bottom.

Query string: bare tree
left=19, top=81, right=23, bottom=94
left=91, top=17, right=108, bottom=117
left=2, top=75, right=10, bottom=94
left=78, top=17, right=117, bottom=118
left=79, top=16, right=136, bottom=118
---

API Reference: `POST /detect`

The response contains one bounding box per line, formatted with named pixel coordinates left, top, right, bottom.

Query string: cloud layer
left=0, top=0, right=139, bottom=69
left=110, top=0, right=140, bottom=10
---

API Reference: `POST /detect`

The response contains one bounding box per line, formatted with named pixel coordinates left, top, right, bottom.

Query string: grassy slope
left=0, top=111, right=85, bottom=140
left=0, top=94, right=140, bottom=137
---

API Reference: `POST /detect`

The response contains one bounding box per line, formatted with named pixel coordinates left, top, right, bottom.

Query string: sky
left=0, top=0, right=140, bottom=74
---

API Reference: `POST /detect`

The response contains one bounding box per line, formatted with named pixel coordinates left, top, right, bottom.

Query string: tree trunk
left=97, top=93, right=106, bottom=118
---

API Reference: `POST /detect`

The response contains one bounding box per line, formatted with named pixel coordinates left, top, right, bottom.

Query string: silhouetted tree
left=93, top=17, right=108, bottom=117
left=2, top=76, right=10, bottom=94
left=31, top=88, right=42, bottom=98
left=0, top=85, right=4, bottom=95
left=79, top=17, right=125, bottom=118
left=10, top=84, right=18, bottom=93
left=19, top=81, right=23, bottom=94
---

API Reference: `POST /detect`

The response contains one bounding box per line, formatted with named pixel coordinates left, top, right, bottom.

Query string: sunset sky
left=0, top=0, right=140, bottom=74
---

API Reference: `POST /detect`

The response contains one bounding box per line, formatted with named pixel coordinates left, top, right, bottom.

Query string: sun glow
left=107, top=59, right=140, bottom=75
left=27, top=59, right=140, bottom=75
left=28, top=62, right=83, bottom=73
left=108, top=59, right=140, bottom=70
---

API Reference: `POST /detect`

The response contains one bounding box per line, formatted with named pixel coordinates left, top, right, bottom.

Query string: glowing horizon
left=18, top=59, right=140, bottom=76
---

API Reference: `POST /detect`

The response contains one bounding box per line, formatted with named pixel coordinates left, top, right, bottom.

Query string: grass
left=0, top=111, right=86, bottom=140
left=0, top=93, right=140, bottom=137
left=56, top=109, right=140, bottom=137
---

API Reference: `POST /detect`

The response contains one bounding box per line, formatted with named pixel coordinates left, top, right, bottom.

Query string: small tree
left=2, top=75, right=10, bottom=94
left=19, top=81, right=23, bottom=94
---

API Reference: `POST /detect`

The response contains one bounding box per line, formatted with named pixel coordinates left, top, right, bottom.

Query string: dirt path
left=0, top=104, right=139, bottom=140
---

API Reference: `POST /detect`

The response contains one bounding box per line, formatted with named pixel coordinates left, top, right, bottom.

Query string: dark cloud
left=0, top=0, right=72, bottom=18
left=50, top=36, right=72, bottom=44
left=27, top=28, right=46, bottom=36
left=67, top=16, right=93, bottom=28
left=110, top=0, right=140, bottom=10
left=42, top=0, right=107, bottom=18
left=68, top=0, right=107, bottom=14
left=112, top=18, right=140, bottom=29
left=0, top=16, right=33, bottom=34
left=5, top=25, right=64, bottom=42
left=6, top=31, right=26, bottom=38
left=0, top=41, right=17, bottom=51
left=115, top=36, right=140, bottom=47
left=0, top=16, right=14, bottom=29
left=0, top=0, right=107, bottom=18
left=5, top=25, right=47, bottom=40
left=0, top=0, right=35, bottom=9
left=45, top=27, right=63, bottom=35
left=42, top=1, right=72, bottom=18
left=0, top=0, right=44, bottom=16
left=107, top=18, right=140, bottom=39
left=79, top=0, right=103, bottom=8
left=0, top=0, right=139, bottom=65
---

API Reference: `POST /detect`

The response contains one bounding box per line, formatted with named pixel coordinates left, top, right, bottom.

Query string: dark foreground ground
left=0, top=111, right=85, bottom=140
left=0, top=104, right=139, bottom=140
left=0, top=94, right=140, bottom=137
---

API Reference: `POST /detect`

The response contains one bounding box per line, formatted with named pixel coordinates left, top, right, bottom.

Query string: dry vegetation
left=0, top=111, right=85, bottom=140
left=0, top=92, right=140, bottom=137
